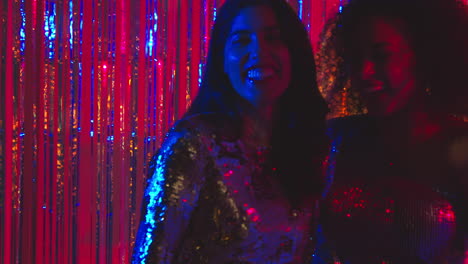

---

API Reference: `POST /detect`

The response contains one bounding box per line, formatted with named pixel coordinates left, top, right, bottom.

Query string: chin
left=367, top=101, right=405, bottom=117
left=366, top=106, right=390, bottom=117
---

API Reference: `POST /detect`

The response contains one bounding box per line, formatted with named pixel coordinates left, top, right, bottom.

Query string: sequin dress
left=316, top=115, right=468, bottom=264
left=132, top=114, right=319, bottom=264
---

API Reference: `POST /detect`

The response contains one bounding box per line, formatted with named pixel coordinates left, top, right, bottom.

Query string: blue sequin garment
left=132, top=114, right=320, bottom=263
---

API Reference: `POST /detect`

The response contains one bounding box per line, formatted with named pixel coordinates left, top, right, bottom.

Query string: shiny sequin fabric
left=317, top=115, right=468, bottom=264
left=132, top=114, right=318, bottom=263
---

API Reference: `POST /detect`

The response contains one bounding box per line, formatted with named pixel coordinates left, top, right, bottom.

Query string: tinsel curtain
left=0, top=0, right=345, bottom=263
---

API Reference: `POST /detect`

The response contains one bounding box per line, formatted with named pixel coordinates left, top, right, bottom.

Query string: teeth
left=247, top=68, right=274, bottom=81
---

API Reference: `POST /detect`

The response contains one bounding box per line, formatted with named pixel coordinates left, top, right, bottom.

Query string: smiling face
left=224, top=6, right=291, bottom=108
left=349, top=17, right=420, bottom=117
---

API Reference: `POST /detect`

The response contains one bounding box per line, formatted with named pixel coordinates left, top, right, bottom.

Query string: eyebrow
left=229, top=26, right=280, bottom=37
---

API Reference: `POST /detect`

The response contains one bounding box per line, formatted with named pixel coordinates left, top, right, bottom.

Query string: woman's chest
left=200, top=140, right=317, bottom=261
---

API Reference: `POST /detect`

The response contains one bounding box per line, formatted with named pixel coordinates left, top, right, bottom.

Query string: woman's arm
left=132, top=127, right=207, bottom=264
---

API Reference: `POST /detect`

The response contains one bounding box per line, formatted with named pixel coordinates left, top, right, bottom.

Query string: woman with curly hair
left=316, top=0, right=468, bottom=262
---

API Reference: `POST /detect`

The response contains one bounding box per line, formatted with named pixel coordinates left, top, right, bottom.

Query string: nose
left=361, top=59, right=376, bottom=79
left=249, top=35, right=268, bottom=60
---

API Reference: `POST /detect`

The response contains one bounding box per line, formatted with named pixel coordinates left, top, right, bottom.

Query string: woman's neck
left=240, top=105, right=274, bottom=147
left=376, top=105, right=442, bottom=146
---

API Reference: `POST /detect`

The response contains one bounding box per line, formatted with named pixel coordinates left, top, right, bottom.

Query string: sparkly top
left=132, top=113, right=319, bottom=264
left=317, top=115, right=468, bottom=263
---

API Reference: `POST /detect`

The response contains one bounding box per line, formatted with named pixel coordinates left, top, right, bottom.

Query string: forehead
left=354, top=16, right=411, bottom=49
left=230, top=6, right=279, bottom=32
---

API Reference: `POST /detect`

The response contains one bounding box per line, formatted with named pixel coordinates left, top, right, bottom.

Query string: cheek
left=225, top=51, right=246, bottom=75
left=388, top=64, right=406, bottom=85
left=388, top=55, right=415, bottom=86
left=224, top=56, right=239, bottom=82
left=224, top=52, right=235, bottom=73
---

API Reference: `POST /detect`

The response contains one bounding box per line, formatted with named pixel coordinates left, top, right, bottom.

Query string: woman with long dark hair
left=132, top=0, right=329, bottom=262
